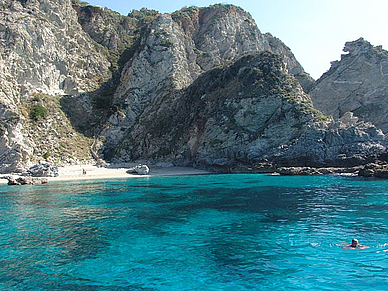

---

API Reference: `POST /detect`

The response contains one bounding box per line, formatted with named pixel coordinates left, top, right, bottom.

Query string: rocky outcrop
left=0, top=0, right=110, bottom=99
left=27, top=162, right=59, bottom=177
left=72, top=5, right=159, bottom=71
left=116, top=51, right=386, bottom=170
left=309, top=38, right=388, bottom=133
left=264, top=33, right=314, bottom=92
left=7, top=176, right=48, bottom=185
left=101, top=5, right=313, bottom=159
left=0, top=0, right=113, bottom=171
left=0, top=2, right=385, bottom=175
left=358, top=163, right=388, bottom=178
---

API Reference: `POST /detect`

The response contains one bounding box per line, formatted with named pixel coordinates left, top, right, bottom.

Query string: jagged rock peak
left=344, top=37, right=384, bottom=55
left=309, top=38, right=388, bottom=133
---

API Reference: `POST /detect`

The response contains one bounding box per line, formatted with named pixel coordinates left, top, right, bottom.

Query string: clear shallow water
left=0, top=174, right=387, bottom=290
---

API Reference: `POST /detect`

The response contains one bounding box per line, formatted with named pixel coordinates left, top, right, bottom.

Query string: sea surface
left=0, top=174, right=387, bottom=290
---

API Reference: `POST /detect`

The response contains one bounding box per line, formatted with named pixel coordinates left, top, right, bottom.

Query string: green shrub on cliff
left=30, top=104, right=48, bottom=121
left=43, top=151, right=50, bottom=160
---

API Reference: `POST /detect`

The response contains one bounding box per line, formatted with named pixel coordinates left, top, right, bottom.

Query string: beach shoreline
left=0, top=164, right=212, bottom=184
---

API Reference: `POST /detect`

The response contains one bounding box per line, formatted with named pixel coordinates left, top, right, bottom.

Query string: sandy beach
left=0, top=164, right=211, bottom=184
left=51, top=164, right=211, bottom=182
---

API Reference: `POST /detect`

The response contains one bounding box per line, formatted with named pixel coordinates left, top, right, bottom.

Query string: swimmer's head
left=351, top=238, right=359, bottom=247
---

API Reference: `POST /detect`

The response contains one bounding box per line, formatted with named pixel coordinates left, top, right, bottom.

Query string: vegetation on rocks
left=29, top=104, right=48, bottom=121
left=0, top=1, right=386, bottom=173
left=19, top=94, right=94, bottom=164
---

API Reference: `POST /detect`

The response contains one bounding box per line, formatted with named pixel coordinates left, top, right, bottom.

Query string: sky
left=85, top=0, right=388, bottom=80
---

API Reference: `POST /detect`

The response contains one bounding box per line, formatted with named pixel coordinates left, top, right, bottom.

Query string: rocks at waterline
left=358, top=163, right=388, bottom=178
left=7, top=176, right=48, bottom=185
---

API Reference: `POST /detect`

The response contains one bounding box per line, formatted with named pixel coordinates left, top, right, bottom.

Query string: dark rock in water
left=358, top=163, right=388, bottom=178
left=27, top=163, right=59, bottom=177
left=7, top=177, right=19, bottom=186
left=7, top=177, right=48, bottom=185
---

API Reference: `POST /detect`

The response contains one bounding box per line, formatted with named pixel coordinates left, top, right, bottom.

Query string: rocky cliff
left=101, top=5, right=314, bottom=158
left=117, top=51, right=386, bottom=170
left=0, top=0, right=113, bottom=171
left=0, top=1, right=385, bottom=173
left=309, top=38, right=388, bottom=133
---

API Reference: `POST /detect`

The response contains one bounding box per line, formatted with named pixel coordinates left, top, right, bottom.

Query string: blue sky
left=86, top=0, right=387, bottom=79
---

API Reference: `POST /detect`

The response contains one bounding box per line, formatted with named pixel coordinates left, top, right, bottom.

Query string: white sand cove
left=0, top=164, right=211, bottom=184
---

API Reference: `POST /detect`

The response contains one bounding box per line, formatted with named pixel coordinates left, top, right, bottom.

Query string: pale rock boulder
left=127, top=164, right=150, bottom=175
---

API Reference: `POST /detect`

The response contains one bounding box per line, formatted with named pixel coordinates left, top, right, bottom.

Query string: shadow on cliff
left=59, top=42, right=140, bottom=141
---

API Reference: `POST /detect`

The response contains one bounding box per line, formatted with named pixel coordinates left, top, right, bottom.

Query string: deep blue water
left=0, top=174, right=388, bottom=290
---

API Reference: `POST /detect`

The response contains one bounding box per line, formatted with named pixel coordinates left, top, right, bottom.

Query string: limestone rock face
left=0, top=0, right=110, bottom=100
left=0, top=0, right=111, bottom=171
left=118, top=52, right=386, bottom=169
left=0, top=2, right=384, bottom=173
left=102, top=5, right=313, bottom=157
left=264, top=33, right=314, bottom=92
left=73, top=4, right=135, bottom=52
left=309, top=38, right=388, bottom=132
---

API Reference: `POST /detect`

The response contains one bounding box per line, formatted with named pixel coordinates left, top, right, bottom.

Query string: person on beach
left=343, top=238, right=369, bottom=249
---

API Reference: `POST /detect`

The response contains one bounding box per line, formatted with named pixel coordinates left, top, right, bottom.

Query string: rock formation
left=309, top=38, right=388, bottom=133
left=7, top=176, right=48, bottom=185
left=127, top=164, right=150, bottom=175
left=0, top=0, right=112, bottom=172
left=100, top=5, right=314, bottom=159
left=0, top=1, right=386, bottom=174
left=117, top=51, right=387, bottom=170
left=358, top=163, right=388, bottom=179
left=27, top=162, right=59, bottom=177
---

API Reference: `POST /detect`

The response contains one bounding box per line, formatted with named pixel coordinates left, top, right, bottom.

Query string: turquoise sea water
left=0, top=174, right=387, bottom=290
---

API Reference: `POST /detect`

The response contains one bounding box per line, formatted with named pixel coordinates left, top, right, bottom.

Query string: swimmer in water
left=343, top=238, right=370, bottom=249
